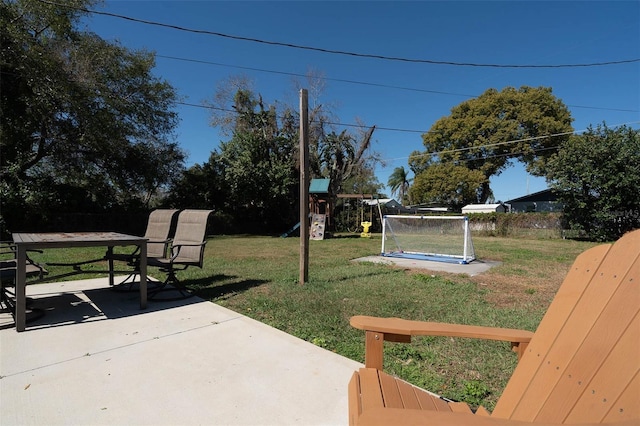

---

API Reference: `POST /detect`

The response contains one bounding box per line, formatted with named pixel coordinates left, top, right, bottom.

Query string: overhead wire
left=31, top=0, right=640, bottom=167
left=40, top=0, right=640, bottom=69
left=179, top=97, right=640, bottom=163
left=157, top=55, right=475, bottom=99
left=177, top=100, right=639, bottom=137
left=382, top=121, right=640, bottom=164
left=32, top=0, right=638, bottom=115
left=159, top=55, right=638, bottom=113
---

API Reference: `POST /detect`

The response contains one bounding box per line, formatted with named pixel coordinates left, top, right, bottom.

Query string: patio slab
left=353, top=255, right=501, bottom=276
left=0, top=277, right=361, bottom=425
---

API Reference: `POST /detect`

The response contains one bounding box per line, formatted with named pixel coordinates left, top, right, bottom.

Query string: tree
left=287, top=70, right=383, bottom=198
left=409, top=86, right=573, bottom=203
left=546, top=124, right=640, bottom=241
left=200, top=79, right=383, bottom=232
left=194, top=88, right=299, bottom=231
left=164, top=152, right=226, bottom=210
left=1, top=0, right=184, bottom=234
left=387, top=166, right=412, bottom=205
left=410, top=163, right=487, bottom=211
left=316, top=126, right=380, bottom=195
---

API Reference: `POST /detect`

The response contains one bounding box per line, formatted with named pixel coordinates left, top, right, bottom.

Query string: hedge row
left=467, top=212, right=563, bottom=238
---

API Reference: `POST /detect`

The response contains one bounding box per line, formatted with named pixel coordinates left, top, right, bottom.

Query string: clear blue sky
left=83, top=1, right=639, bottom=202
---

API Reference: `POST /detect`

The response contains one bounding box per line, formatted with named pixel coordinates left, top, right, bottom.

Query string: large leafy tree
left=186, top=88, right=299, bottom=231
left=409, top=86, right=573, bottom=203
left=198, top=78, right=382, bottom=232
left=220, top=104, right=299, bottom=229
left=164, top=152, right=226, bottom=210
left=316, top=126, right=380, bottom=196
left=546, top=124, right=640, bottom=241
left=1, top=0, right=184, bottom=234
left=410, top=163, right=487, bottom=211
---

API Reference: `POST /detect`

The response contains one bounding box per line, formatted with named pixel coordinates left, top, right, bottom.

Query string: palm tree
left=387, top=166, right=412, bottom=205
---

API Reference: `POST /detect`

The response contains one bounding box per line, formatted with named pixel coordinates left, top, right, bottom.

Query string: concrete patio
left=353, top=255, right=500, bottom=276
left=1, top=277, right=362, bottom=425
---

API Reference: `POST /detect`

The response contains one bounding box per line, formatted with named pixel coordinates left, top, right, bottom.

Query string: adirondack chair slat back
left=492, top=229, right=640, bottom=424
left=171, top=210, right=212, bottom=265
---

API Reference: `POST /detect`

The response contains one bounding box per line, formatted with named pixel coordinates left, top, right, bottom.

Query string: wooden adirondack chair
left=349, top=229, right=640, bottom=425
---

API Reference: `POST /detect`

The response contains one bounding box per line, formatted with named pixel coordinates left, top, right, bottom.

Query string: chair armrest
left=351, top=315, right=534, bottom=369
left=1, top=243, right=47, bottom=279
left=357, top=408, right=635, bottom=426
left=110, top=239, right=172, bottom=261
left=171, top=242, right=206, bottom=248
left=168, top=242, right=207, bottom=261
left=351, top=315, right=533, bottom=341
left=147, top=238, right=172, bottom=244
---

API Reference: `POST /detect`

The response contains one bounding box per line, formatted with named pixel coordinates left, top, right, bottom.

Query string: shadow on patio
left=1, top=276, right=360, bottom=425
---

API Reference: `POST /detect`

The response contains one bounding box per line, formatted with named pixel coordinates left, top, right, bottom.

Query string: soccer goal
left=381, top=215, right=476, bottom=264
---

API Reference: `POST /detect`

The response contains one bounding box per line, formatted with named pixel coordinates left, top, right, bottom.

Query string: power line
left=177, top=100, right=640, bottom=137
left=179, top=101, right=429, bottom=133
left=41, top=0, right=640, bottom=69
left=161, top=55, right=639, bottom=113
left=383, top=121, right=640, bottom=163
left=379, top=145, right=562, bottom=171
left=157, top=55, right=475, bottom=98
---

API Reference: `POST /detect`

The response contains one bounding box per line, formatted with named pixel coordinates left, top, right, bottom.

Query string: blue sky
left=83, top=1, right=639, bottom=202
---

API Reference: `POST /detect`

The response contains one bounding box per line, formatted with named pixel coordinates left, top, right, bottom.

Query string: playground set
left=282, top=179, right=477, bottom=266
left=281, top=179, right=379, bottom=239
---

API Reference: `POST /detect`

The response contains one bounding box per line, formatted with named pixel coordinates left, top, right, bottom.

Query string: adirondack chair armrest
left=351, top=315, right=534, bottom=369
left=356, top=408, right=635, bottom=426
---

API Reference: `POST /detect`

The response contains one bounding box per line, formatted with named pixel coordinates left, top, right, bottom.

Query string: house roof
left=362, top=198, right=401, bottom=208
left=506, top=189, right=559, bottom=203
left=309, top=178, right=330, bottom=194
left=462, top=203, right=507, bottom=212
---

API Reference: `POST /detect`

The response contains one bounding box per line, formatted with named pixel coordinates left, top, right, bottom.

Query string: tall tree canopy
left=1, top=0, right=184, bottom=234
left=410, top=163, right=487, bottom=211
left=191, top=78, right=382, bottom=232
left=176, top=87, right=300, bottom=232
left=546, top=124, right=640, bottom=241
left=409, top=86, right=573, bottom=203
left=218, top=90, right=299, bottom=229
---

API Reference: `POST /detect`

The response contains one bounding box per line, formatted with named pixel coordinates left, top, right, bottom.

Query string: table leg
left=16, top=245, right=27, bottom=332
left=139, top=242, right=147, bottom=309
left=107, top=246, right=115, bottom=286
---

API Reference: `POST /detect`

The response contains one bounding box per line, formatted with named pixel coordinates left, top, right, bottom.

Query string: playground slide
left=280, top=222, right=300, bottom=238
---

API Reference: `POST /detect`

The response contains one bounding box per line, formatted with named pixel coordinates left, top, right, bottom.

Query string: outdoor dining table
left=11, top=232, right=148, bottom=332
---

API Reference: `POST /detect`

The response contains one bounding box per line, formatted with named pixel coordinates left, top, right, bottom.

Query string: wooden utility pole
left=299, top=89, right=309, bottom=284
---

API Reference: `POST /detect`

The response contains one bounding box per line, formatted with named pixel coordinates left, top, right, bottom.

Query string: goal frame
left=381, top=215, right=475, bottom=264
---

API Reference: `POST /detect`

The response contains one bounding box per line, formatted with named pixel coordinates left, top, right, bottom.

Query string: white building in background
left=462, top=203, right=508, bottom=214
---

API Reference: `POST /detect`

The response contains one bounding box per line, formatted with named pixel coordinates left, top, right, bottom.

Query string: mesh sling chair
left=147, top=209, right=213, bottom=301
left=0, top=242, right=48, bottom=323
left=107, top=209, right=179, bottom=291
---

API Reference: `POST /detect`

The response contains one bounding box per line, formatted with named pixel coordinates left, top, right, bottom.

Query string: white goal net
left=381, top=215, right=475, bottom=264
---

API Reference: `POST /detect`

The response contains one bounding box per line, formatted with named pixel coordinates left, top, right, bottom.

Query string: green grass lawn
left=15, top=233, right=598, bottom=410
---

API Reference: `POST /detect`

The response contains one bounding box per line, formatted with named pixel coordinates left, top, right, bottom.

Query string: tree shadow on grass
left=190, top=277, right=268, bottom=301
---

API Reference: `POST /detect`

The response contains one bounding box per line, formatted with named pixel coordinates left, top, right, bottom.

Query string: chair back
left=1, top=243, right=47, bottom=284
left=492, top=229, right=640, bottom=423
left=144, top=209, right=179, bottom=258
left=171, top=209, right=213, bottom=266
